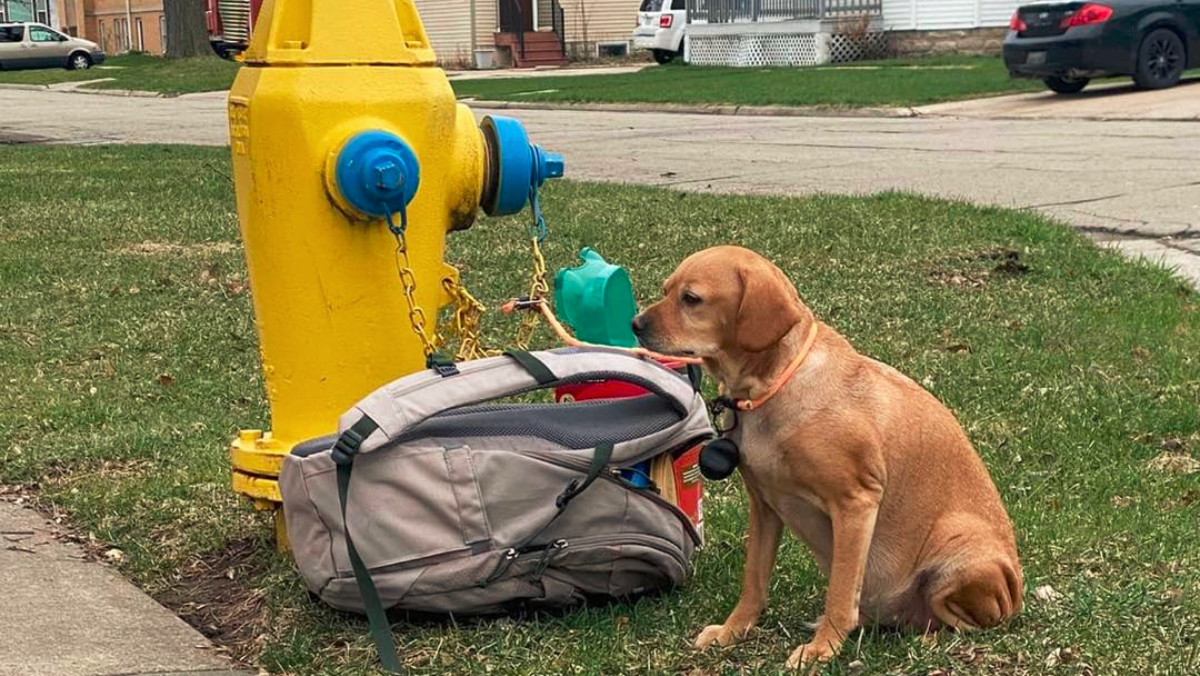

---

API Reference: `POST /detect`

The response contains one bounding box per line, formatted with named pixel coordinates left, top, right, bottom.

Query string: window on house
left=35, top=0, right=51, bottom=25
left=160, top=14, right=166, bottom=53
left=597, top=42, right=629, bottom=58
left=3, top=0, right=32, bottom=22
left=98, top=20, right=106, bottom=51
left=135, top=17, right=143, bottom=51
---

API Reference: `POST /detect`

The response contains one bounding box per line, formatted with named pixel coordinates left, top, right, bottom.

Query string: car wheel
left=1133, top=28, right=1185, bottom=90
left=652, top=49, right=674, bottom=65
left=68, top=52, right=92, bottom=71
left=1044, top=76, right=1089, bottom=94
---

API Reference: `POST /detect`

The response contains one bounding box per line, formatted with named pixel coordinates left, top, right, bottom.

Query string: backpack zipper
left=527, top=440, right=707, bottom=547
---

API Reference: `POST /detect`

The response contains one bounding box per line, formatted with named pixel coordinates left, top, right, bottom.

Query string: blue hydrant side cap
left=334, top=130, right=420, bottom=218
left=480, top=115, right=565, bottom=217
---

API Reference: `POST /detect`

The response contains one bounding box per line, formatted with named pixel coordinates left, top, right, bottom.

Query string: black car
left=1003, top=0, right=1200, bottom=93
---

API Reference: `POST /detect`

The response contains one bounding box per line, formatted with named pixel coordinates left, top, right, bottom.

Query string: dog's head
left=632, top=246, right=805, bottom=358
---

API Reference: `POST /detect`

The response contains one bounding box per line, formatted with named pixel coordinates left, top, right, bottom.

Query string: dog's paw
left=693, top=624, right=739, bottom=650
left=784, top=640, right=837, bottom=671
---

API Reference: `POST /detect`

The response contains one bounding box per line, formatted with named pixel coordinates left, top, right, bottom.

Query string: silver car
left=0, top=22, right=106, bottom=71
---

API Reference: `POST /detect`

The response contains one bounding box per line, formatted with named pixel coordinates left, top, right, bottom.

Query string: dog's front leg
left=695, top=480, right=783, bottom=649
left=785, top=493, right=880, bottom=670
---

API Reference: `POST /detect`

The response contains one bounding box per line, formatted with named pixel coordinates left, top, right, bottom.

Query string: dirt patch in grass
left=119, top=241, right=239, bottom=256
left=154, top=538, right=268, bottom=666
left=1148, top=451, right=1200, bottom=475
left=929, top=247, right=1031, bottom=287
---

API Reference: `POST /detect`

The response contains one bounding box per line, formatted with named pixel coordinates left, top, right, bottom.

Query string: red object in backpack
left=554, top=359, right=705, bottom=538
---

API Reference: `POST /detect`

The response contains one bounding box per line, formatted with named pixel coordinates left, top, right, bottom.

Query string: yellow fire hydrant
left=227, top=0, right=563, bottom=547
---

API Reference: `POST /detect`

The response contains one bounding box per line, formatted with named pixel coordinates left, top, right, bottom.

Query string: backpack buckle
left=427, top=354, right=460, bottom=378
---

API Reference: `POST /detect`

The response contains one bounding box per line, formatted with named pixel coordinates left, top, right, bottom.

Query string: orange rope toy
left=501, top=298, right=704, bottom=366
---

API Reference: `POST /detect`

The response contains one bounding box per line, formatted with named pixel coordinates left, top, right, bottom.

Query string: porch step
left=496, top=31, right=567, bottom=68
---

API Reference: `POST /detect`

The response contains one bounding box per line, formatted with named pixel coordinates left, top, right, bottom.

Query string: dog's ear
left=735, top=263, right=804, bottom=353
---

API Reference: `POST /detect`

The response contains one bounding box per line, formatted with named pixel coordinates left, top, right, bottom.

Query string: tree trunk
left=163, top=0, right=212, bottom=58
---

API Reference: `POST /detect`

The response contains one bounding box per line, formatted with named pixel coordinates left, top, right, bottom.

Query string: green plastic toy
left=553, top=247, right=638, bottom=348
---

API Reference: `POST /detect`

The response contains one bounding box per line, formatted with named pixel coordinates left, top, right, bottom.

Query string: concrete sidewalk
left=445, top=64, right=647, bottom=80
left=917, top=76, right=1200, bottom=121
left=0, top=500, right=250, bottom=676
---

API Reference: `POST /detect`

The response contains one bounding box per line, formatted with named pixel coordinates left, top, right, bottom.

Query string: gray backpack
left=279, top=348, right=713, bottom=671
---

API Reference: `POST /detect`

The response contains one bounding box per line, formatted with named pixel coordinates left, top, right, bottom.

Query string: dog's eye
left=681, top=291, right=702, bottom=306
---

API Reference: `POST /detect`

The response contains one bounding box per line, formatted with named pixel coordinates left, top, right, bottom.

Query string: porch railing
left=551, top=0, right=566, bottom=56
left=686, top=0, right=881, bottom=24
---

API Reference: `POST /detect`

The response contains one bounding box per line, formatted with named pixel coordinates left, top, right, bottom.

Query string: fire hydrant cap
left=480, top=115, right=565, bottom=217
left=334, top=130, right=421, bottom=218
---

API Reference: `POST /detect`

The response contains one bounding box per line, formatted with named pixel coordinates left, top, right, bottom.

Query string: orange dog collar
left=734, top=322, right=819, bottom=412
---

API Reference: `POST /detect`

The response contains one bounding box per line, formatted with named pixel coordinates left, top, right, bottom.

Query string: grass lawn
left=452, top=56, right=1043, bottom=108
left=2, top=145, right=1199, bottom=675
left=0, top=53, right=239, bottom=95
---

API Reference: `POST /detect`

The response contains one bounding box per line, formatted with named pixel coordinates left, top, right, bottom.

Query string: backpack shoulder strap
left=340, top=348, right=699, bottom=456
left=332, top=416, right=403, bottom=673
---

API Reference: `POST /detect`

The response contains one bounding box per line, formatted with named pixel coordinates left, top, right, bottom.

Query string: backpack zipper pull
left=529, top=539, right=569, bottom=582
left=479, top=547, right=519, bottom=587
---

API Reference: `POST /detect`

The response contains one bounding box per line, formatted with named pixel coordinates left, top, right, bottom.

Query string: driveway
left=1, top=86, right=1196, bottom=284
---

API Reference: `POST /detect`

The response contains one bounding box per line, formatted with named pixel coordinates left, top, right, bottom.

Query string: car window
left=30, top=27, right=62, bottom=43
left=671, top=0, right=686, bottom=9
left=0, top=26, right=25, bottom=42
left=639, top=0, right=662, bottom=11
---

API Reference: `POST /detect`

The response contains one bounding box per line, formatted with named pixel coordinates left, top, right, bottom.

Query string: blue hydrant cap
left=334, top=130, right=421, bottom=218
left=480, top=115, right=565, bottom=217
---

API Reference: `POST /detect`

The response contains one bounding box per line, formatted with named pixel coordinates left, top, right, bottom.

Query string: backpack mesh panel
left=393, top=395, right=681, bottom=449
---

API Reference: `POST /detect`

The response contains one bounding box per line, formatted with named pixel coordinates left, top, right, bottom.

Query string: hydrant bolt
left=373, top=161, right=403, bottom=192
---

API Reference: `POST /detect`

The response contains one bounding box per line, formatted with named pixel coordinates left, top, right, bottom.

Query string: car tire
left=67, top=52, right=92, bottom=71
left=652, top=49, right=674, bottom=65
left=1044, top=76, right=1089, bottom=94
left=1133, top=28, right=1185, bottom=90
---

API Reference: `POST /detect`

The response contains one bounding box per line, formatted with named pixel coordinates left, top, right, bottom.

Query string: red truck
left=205, top=0, right=263, bottom=59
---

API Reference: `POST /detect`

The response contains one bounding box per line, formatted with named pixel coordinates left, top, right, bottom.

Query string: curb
left=0, top=83, right=52, bottom=92
left=0, top=82, right=165, bottom=97
left=461, top=99, right=918, bottom=118
left=69, top=87, right=166, bottom=98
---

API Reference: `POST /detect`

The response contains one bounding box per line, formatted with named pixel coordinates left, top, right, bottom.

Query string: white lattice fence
left=829, top=31, right=888, bottom=62
left=687, top=33, right=821, bottom=67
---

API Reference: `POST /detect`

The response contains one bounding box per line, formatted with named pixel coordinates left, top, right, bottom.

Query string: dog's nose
left=631, top=315, right=647, bottom=335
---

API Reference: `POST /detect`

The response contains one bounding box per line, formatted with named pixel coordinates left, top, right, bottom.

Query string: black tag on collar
left=708, top=396, right=739, bottom=435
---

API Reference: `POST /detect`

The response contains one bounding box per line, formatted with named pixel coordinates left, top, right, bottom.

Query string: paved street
left=1, top=87, right=1197, bottom=283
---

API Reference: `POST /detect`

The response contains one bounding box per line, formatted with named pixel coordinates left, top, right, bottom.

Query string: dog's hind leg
left=922, top=518, right=1023, bottom=630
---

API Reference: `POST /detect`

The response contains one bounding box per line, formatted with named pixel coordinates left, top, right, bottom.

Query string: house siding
left=560, top=0, right=637, bottom=47
left=415, top=0, right=476, bottom=65
left=882, top=0, right=1018, bottom=31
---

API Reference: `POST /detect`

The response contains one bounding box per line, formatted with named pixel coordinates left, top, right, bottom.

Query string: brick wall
left=888, top=27, right=1007, bottom=57
left=55, top=0, right=165, bottom=53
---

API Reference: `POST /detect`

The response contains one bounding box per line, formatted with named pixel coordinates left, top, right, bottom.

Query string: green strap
left=556, top=442, right=614, bottom=508
left=334, top=420, right=403, bottom=674
left=503, top=350, right=556, bottom=385
left=487, top=442, right=616, bottom=583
